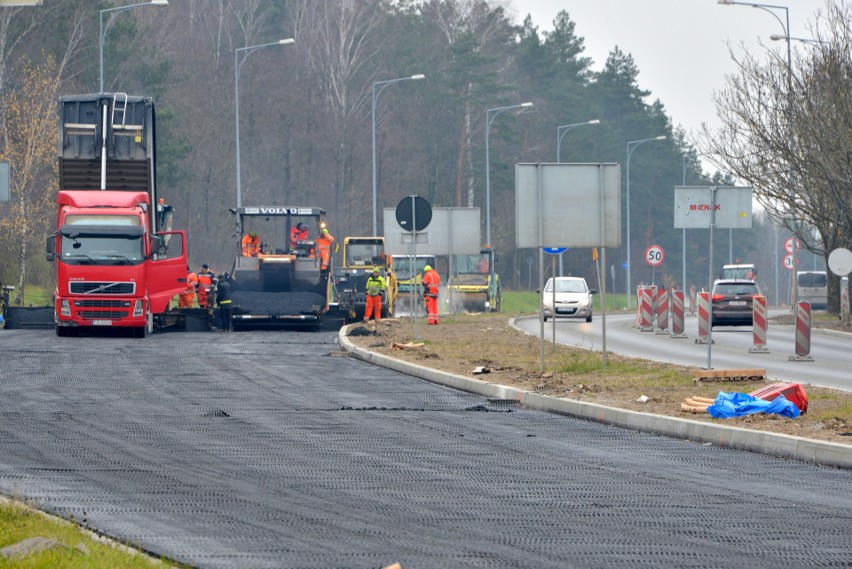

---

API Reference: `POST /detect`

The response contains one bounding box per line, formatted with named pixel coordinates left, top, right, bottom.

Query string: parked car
left=541, top=277, right=596, bottom=322
left=711, top=279, right=761, bottom=327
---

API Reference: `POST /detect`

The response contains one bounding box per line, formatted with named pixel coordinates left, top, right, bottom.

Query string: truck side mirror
left=45, top=235, right=55, bottom=262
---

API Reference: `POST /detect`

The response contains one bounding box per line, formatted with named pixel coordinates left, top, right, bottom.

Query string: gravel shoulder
left=345, top=313, right=852, bottom=445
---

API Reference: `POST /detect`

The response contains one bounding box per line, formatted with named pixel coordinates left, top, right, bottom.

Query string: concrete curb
left=338, top=323, right=852, bottom=470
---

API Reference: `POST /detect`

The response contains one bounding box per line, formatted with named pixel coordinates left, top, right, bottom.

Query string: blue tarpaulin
left=707, top=391, right=801, bottom=419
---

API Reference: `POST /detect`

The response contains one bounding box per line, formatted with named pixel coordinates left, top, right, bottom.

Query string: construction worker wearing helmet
left=316, top=227, right=335, bottom=278
left=241, top=231, right=261, bottom=257
left=421, top=264, right=441, bottom=325
left=363, top=268, right=386, bottom=323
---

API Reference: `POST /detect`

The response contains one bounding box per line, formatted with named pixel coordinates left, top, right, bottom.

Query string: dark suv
left=711, top=280, right=761, bottom=327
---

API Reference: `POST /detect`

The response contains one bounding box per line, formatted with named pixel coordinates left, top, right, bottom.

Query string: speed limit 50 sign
left=645, top=245, right=665, bottom=267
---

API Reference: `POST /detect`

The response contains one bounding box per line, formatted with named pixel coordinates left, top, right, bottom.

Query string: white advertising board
left=673, top=186, right=753, bottom=229
left=383, top=207, right=481, bottom=256
left=515, top=163, right=621, bottom=249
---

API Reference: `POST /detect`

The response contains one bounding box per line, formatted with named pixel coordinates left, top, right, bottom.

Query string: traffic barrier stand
left=638, top=287, right=653, bottom=331
left=634, top=286, right=643, bottom=327
left=789, top=300, right=814, bottom=362
left=694, top=291, right=712, bottom=344
left=689, top=284, right=697, bottom=316
left=649, top=284, right=658, bottom=329
left=670, top=289, right=687, bottom=338
left=656, top=288, right=669, bottom=335
left=749, top=294, right=770, bottom=353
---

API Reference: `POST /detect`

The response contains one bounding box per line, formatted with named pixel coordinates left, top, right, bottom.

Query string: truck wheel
left=55, top=326, right=70, bottom=337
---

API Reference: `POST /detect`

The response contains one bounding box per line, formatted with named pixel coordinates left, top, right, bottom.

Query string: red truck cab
left=48, top=191, right=186, bottom=336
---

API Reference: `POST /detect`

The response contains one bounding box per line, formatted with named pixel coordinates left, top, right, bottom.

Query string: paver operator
left=241, top=231, right=261, bottom=257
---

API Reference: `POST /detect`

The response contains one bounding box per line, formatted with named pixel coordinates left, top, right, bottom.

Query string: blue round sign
left=543, top=247, right=567, bottom=255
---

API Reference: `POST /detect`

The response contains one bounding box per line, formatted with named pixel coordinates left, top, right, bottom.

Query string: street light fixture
left=770, top=34, right=827, bottom=45
left=371, top=73, right=426, bottom=236
left=625, top=135, right=666, bottom=309
left=719, top=0, right=799, bottom=307
left=234, top=38, right=295, bottom=208
left=556, top=119, right=600, bottom=163
left=99, top=0, right=168, bottom=93
left=485, top=102, right=533, bottom=245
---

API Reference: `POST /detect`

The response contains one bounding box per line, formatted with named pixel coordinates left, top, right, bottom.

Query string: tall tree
left=0, top=56, right=61, bottom=301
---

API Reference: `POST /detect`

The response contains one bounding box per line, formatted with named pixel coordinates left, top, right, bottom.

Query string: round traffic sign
left=783, top=254, right=800, bottom=270
left=828, top=247, right=852, bottom=276
left=543, top=247, right=567, bottom=255
left=645, top=245, right=664, bottom=267
left=395, top=195, right=432, bottom=232
left=784, top=237, right=801, bottom=253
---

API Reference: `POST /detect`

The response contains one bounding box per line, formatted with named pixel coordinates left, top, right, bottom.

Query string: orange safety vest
left=184, top=272, right=198, bottom=294
left=316, top=234, right=334, bottom=265
left=290, top=227, right=309, bottom=249
left=241, top=234, right=261, bottom=257
left=197, top=271, right=214, bottom=294
left=422, top=269, right=440, bottom=297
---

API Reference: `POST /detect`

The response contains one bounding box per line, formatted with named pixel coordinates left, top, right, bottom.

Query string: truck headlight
left=133, top=300, right=144, bottom=316
left=60, top=299, right=71, bottom=317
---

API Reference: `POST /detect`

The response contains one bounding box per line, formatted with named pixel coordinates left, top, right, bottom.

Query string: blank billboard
left=383, top=207, right=481, bottom=256
left=516, top=163, right=621, bottom=249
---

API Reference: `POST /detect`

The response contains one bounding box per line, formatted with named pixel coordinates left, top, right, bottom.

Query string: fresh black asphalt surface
left=0, top=328, right=851, bottom=568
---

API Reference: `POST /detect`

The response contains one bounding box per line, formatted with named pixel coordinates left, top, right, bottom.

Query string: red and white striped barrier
left=638, top=287, right=653, bottom=331
left=689, top=285, right=697, bottom=316
left=635, top=286, right=643, bottom=327
left=789, top=301, right=814, bottom=361
left=749, top=294, right=770, bottom=353
left=656, top=288, right=669, bottom=334
left=695, top=291, right=710, bottom=344
left=671, top=289, right=687, bottom=338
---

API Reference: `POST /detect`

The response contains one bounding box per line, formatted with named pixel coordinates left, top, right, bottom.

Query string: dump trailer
left=332, top=236, right=398, bottom=321
left=229, top=207, right=331, bottom=330
left=391, top=254, right=435, bottom=315
left=448, top=248, right=501, bottom=312
left=46, top=93, right=188, bottom=337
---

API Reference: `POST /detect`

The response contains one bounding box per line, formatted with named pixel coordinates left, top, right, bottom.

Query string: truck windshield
left=61, top=235, right=144, bottom=265
left=393, top=257, right=433, bottom=279
left=346, top=242, right=384, bottom=266
left=454, top=253, right=489, bottom=274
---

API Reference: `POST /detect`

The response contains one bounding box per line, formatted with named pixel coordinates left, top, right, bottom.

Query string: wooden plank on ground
left=693, top=369, right=766, bottom=383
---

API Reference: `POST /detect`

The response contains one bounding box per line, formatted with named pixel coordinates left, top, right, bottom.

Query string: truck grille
left=79, top=311, right=128, bottom=319
left=69, top=282, right=135, bottom=295
left=74, top=300, right=131, bottom=308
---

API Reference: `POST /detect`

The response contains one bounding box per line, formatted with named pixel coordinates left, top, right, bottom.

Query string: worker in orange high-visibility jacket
left=179, top=266, right=198, bottom=308
left=421, top=264, right=441, bottom=325
left=289, top=222, right=309, bottom=252
left=196, top=264, right=216, bottom=309
left=241, top=231, right=261, bottom=257
left=316, top=228, right=335, bottom=278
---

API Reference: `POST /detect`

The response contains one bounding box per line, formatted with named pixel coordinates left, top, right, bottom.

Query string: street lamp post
left=485, top=102, right=533, bottom=246
left=371, top=74, right=425, bottom=236
left=234, top=39, right=295, bottom=209
left=555, top=119, right=600, bottom=275
left=625, top=136, right=666, bottom=309
left=556, top=120, right=600, bottom=163
left=99, top=0, right=168, bottom=93
left=719, top=0, right=798, bottom=307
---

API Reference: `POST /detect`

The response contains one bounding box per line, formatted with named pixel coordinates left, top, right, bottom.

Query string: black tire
left=55, top=326, right=70, bottom=337
left=586, top=313, right=593, bottom=323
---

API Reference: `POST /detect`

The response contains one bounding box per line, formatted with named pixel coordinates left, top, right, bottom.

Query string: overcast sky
left=510, top=0, right=829, bottom=140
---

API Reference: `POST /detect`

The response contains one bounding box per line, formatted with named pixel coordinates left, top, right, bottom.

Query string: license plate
left=92, top=319, right=113, bottom=326
left=556, top=308, right=576, bottom=314
left=729, top=301, right=747, bottom=306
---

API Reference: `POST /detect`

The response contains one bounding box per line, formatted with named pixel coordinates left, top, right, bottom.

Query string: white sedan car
left=541, top=277, right=596, bottom=322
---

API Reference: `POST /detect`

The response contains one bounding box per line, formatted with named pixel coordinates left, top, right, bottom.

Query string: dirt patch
left=345, top=313, right=852, bottom=445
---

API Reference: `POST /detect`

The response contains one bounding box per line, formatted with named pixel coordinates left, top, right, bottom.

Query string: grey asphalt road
left=0, top=328, right=850, bottom=568
left=518, top=312, right=852, bottom=390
